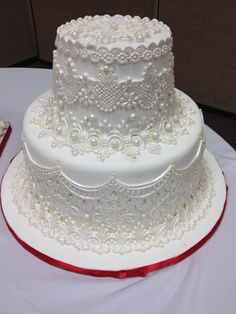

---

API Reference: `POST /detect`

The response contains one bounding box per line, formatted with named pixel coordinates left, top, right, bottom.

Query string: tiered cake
left=11, top=15, right=214, bottom=255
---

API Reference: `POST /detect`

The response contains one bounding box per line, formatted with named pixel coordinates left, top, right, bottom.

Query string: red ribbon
left=0, top=154, right=228, bottom=279
left=0, top=124, right=12, bottom=156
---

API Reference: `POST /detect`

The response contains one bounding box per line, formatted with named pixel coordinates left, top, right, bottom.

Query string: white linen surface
left=0, top=68, right=235, bottom=314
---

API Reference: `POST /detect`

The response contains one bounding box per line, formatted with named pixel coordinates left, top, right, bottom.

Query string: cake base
left=0, top=123, right=11, bottom=156
left=0, top=149, right=227, bottom=278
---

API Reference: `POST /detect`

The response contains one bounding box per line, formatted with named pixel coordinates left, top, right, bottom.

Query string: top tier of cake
left=55, top=14, right=171, bottom=52
left=37, top=15, right=196, bottom=160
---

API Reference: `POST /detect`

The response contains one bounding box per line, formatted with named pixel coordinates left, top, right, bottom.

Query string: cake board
left=0, top=122, right=12, bottom=156
left=0, top=149, right=227, bottom=278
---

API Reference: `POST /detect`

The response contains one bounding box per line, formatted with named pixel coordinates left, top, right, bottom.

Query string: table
left=0, top=68, right=235, bottom=314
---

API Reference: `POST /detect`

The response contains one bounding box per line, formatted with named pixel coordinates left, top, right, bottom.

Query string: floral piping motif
left=31, top=89, right=196, bottom=160
left=11, top=144, right=214, bottom=254
left=52, top=55, right=174, bottom=112
left=55, top=39, right=173, bottom=65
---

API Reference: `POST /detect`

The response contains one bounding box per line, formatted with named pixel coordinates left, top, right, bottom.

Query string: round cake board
left=0, top=150, right=227, bottom=278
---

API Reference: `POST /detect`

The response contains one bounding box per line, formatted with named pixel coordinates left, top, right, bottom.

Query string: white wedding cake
left=11, top=15, right=214, bottom=255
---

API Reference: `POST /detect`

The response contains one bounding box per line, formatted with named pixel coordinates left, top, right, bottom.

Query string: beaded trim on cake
left=30, top=90, right=197, bottom=160
left=10, top=142, right=214, bottom=254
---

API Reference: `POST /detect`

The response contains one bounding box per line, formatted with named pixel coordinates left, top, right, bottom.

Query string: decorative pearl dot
left=47, top=116, right=52, bottom=124
left=173, top=115, right=179, bottom=123
left=151, top=130, right=159, bottom=141
left=56, top=126, right=62, bottom=134
left=90, top=136, right=99, bottom=148
left=129, top=113, right=136, bottom=121
left=165, top=122, right=172, bottom=132
left=110, top=139, right=120, bottom=150
left=159, top=102, right=165, bottom=110
left=70, top=130, right=79, bottom=142
left=136, top=34, right=144, bottom=42
left=131, top=135, right=141, bottom=146
left=90, top=114, right=95, bottom=121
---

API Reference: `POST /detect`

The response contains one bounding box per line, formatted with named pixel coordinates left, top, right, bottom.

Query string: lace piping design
left=11, top=142, right=214, bottom=254
left=52, top=54, right=174, bottom=112
left=31, top=90, right=197, bottom=160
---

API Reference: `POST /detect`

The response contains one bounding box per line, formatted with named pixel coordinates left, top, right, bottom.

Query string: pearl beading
left=11, top=140, right=214, bottom=254
left=31, top=90, right=196, bottom=160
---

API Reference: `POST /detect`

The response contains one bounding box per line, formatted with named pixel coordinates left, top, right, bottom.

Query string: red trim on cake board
left=0, top=154, right=228, bottom=279
left=0, top=124, right=12, bottom=156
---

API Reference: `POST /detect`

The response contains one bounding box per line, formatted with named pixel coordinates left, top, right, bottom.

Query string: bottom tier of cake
left=1, top=148, right=226, bottom=274
left=11, top=151, right=213, bottom=254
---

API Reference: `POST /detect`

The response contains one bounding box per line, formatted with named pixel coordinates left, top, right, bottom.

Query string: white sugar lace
left=31, top=89, right=196, bottom=160
left=55, top=40, right=173, bottom=65
left=55, top=15, right=172, bottom=65
left=11, top=143, right=214, bottom=254
left=52, top=53, right=175, bottom=111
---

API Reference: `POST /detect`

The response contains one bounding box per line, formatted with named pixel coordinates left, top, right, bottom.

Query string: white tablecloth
left=0, top=68, right=235, bottom=314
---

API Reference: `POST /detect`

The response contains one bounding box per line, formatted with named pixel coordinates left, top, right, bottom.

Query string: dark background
left=1, top=0, right=235, bottom=148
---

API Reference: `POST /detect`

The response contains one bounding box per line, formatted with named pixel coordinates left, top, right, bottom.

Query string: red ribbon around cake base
left=0, top=124, right=12, bottom=156
left=0, top=154, right=228, bottom=279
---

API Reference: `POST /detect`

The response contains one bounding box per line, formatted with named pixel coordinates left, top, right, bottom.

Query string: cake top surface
left=56, top=14, right=171, bottom=50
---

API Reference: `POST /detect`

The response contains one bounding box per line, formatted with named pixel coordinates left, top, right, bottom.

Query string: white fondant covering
left=51, top=15, right=175, bottom=157
left=1, top=149, right=226, bottom=268
left=12, top=15, right=213, bottom=255
left=56, top=15, right=171, bottom=50
left=23, top=90, right=204, bottom=186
